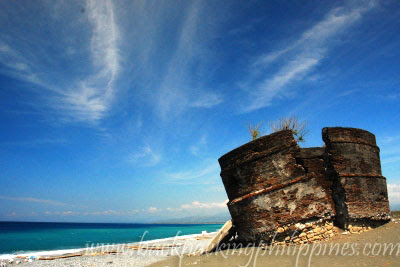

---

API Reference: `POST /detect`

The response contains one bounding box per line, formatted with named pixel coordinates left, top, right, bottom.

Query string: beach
left=150, top=220, right=400, bottom=267
left=0, top=220, right=398, bottom=266
left=0, top=222, right=223, bottom=266
left=1, top=231, right=217, bottom=266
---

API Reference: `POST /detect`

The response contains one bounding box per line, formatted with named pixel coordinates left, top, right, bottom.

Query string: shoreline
left=2, top=220, right=400, bottom=266
left=1, top=230, right=218, bottom=265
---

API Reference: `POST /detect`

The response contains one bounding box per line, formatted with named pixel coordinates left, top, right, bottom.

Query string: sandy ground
left=150, top=221, right=400, bottom=267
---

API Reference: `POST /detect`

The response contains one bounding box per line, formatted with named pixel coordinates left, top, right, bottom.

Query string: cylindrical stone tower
left=322, top=127, right=390, bottom=227
left=219, top=130, right=303, bottom=202
left=219, top=130, right=335, bottom=243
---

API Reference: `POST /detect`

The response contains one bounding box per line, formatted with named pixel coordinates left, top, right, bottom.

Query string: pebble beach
left=1, top=232, right=217, bottom=267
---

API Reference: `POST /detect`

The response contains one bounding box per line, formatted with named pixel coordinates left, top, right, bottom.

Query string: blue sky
left=0, top=0, right=399, bottom=223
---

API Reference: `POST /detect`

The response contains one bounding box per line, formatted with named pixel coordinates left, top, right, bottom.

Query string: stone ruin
left=218, top=127, right=390, bottom=245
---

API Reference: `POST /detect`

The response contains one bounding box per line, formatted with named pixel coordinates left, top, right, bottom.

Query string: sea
left=0, top=221, right=223, bottom=257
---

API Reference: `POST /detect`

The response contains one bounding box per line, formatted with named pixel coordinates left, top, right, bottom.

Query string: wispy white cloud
left=189, top=135, right=207, bottom=156
left=378, top=134, right=400, bottom=166
left=148, top=207, right=159, bottom=213
left=189, top=146, right=200, bottom=157
left=380, top=134, right=400, bottom=144
left=247, top=56, right=320, bottom=110
left=0, top=1, right=223, bottom=124
left=180, top=200, right=227, bottom=210
left=0, top=195, right=66, bottom=206
left=168, top=161, right=219, bottom=181
left=128, top=145, right=161, bottom=167
left=388, top=184, right=400, bottom=204
left=243, top=2, right=376, bottom=112
left=385, top=93, right=400, bottom=100
left=44, top=209, right=140, bottom=217
left=167, top=199, right=228, bottom=212
left=382, top=156, right=400, bottom=165
left=0, top=41, right=51, bottom=90
left=156, top=1, right=223, bottom=118
left=60, top=0, right=120, bottom=122
left=0, top=138, right=67, bottom=146
left=0, top=0, right=121, bottom=123
left=190, top=94, right=223, bottom=108
left=41, top=201, right=227, bottom=218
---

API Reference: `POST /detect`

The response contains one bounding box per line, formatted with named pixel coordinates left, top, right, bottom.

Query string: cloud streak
left=379, top=134, right=400, bottom=166
left=243, top=2, right=376, bottom=112
left=167, top=199, right=228, bottom=212
left=189, top=135, right=207, bottom=156
left=0, top=1, right=226, bottom=125
left=0, top=0, right=121, bottom=123
left=388, top=183, right=400, bottom=204
left=167, top=161, right=219, bottom=182
left=0, top=195, right=66, bottom=206
left=0, top=41, right=52, bottom=91
left=0, top=138, right=67, bottom=146
left=60, top=0, right=121, bottom=122
left=41, top=200, right=228, bottom=218
left=44, top=209, right=140, bottom=217
left=155, top=1, right=223, bottom=118
left=128, top=145, right=161, bottom=167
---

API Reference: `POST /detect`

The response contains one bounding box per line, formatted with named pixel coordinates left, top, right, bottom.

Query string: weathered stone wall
left=219, top=127, right=390, bottom=244
left=322, top=127, right=390, bottom=228
left=296, top=147, right=336, bottom=216
left=219, top=130, right=303, bottom=202
left=219, top=131, right=335, bottom=243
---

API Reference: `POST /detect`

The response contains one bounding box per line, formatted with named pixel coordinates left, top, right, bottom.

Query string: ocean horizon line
left=0, top=220, right=224, bottom=225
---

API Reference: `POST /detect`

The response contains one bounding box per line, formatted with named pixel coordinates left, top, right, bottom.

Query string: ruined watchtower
left=323, top=127, right=390, bottom=227
left=219, top=127, right=390, bottom=244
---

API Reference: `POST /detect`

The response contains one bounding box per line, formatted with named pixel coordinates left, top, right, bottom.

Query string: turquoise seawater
left=0, top=222, right=223, bottom=255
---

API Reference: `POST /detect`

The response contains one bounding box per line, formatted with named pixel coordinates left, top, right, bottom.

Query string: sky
left=0, top=0, right=399, bottom=223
